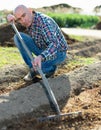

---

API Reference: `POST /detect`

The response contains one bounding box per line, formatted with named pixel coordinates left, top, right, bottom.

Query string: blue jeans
left=14, top=32, right=67, bottom=74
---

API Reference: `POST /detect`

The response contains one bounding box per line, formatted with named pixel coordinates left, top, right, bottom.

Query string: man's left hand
left=32, top=55, right=43, bottom=71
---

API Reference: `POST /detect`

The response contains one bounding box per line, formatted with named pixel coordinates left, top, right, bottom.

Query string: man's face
left=14, top=7, right=32, bottom=27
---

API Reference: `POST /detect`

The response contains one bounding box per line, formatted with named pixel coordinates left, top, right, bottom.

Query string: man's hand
left=32, top=55, right=43, bottom=71
left=7, top=14, right=16, bottom=23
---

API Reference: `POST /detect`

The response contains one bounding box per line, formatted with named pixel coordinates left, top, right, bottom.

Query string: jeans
left=14, top=32, right=67, bottom=74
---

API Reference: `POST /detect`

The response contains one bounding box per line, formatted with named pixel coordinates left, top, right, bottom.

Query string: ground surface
left=0, top=27, right=101, bottom=130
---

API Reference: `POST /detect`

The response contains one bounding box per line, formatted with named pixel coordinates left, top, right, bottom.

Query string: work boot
left=45, top=71, right=55, bottom=78
left=23, top=68, right=37, bottom=81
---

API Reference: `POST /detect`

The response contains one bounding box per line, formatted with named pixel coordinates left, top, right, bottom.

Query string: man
left=7, top=5, right=68, bottom=81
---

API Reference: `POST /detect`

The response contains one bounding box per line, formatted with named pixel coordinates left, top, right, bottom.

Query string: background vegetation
left=47, top=13, right=100, bottom=28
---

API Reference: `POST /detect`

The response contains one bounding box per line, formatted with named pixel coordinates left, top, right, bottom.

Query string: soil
left=0, top=24, right=101, bottom=130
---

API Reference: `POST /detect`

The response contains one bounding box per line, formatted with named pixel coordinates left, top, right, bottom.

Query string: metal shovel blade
left=37, top=111, right=82, bottom=122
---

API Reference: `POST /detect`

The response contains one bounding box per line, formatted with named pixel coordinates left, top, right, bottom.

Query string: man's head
left=13, top=5, right=33, bottom=27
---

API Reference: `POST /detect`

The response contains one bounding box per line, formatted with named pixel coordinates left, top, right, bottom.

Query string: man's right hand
left=7, top=14, right=16, bottom=23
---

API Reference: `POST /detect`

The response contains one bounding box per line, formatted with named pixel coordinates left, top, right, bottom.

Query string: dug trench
left=0, top=24, right=101, bottom=130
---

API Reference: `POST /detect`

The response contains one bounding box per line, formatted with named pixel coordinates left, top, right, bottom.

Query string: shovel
left=11, top=22, right=81, bottom=122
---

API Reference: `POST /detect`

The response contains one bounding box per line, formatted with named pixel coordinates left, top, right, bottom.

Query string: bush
left=47, top=13, right=100, bottom=28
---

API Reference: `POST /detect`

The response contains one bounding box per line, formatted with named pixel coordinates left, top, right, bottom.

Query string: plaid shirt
left=27, top=12, right=68, bottom=61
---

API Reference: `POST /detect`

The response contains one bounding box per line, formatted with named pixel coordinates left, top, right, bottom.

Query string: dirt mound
left=95, top=21, right=101, bottom=30
left=0, top=23, right=14, bottom=46
left=69, top=39, right=101, bottom=57
left=0, top=23, right=26, bottom=46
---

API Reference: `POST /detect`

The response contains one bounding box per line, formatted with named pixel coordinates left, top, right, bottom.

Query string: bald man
left=7, top=5, right=68, bottom=81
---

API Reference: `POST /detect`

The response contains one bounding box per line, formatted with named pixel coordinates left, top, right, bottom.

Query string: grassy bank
left=0, top=47, right=24, bottom=68
left=0, top=47, right=97, bottom=69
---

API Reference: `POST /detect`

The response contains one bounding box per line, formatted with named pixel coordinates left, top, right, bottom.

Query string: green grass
left=69, top=35, right=86, bottom=42
left=66, top=56, right=97, bottom=69
left=0, top=47, right=24, bottom=68
left=0, top=47, right=97, bottom=70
